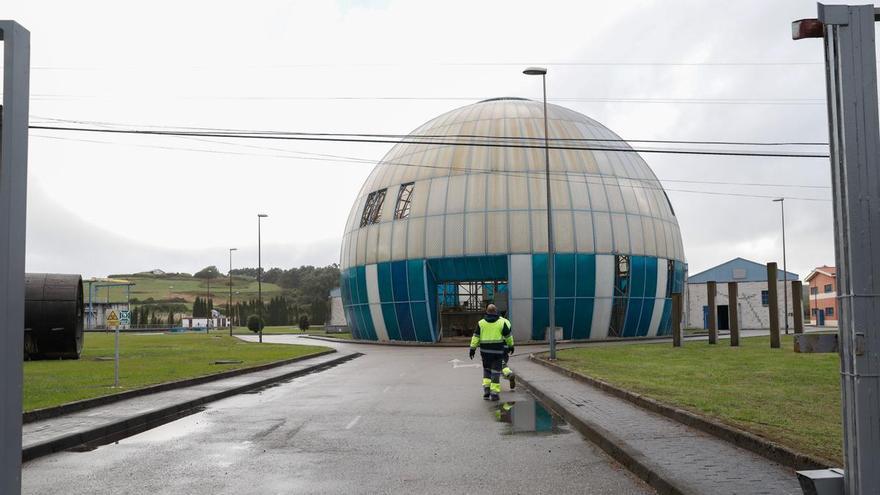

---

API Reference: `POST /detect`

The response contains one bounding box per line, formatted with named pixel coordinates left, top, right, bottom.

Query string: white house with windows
left=685, top=258, right=798, bottom=330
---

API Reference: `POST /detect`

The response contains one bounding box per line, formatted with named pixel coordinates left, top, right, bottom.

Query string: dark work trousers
left=480, top=351, right=504, bottom=393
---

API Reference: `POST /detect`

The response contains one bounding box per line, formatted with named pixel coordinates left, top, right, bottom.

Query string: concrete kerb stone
left=527, top=354, right=833, bottom=471
left=515, top=370, right=693, bottom=495
left=22, top=352, right=362, bottom=462
left=23, top=348, right=337, bottom=424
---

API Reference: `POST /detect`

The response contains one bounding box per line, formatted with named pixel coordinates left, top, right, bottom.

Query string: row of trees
left=192, top=296, right=214, bottom=317
left=227, top=264, right=340, bottom=324
left=130, top=306, right=175, bottom=326
left=233, top=296, right=299, bottom=327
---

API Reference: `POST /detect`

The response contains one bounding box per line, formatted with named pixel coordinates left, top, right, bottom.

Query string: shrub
left=298, top=314, right=310, bottom=331
left=247, top=314, right=264, bottom=333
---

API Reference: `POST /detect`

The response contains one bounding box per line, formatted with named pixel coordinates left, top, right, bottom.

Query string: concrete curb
left=23, top=352, right=362, bottom=462
left=528, top=354, right=833, bottom=471
left=515, top=369, right=694, bottom=495
left=23, top=348, right=337, bottom=424
left=301, top=333, right=678, bottom=347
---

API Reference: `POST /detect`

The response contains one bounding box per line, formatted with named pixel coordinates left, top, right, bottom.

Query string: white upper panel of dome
left=340, top=98, right=684, bottom=269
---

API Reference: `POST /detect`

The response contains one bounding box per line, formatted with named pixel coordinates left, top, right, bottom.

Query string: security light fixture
left=523, top=67, right=547, bottom=75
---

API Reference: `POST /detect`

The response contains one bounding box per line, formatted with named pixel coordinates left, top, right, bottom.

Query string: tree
left=298, top=314, right=310, bottom=331
left=167, top=311, right=175, bottom=326
left=247, top=314, right=264, bottom=333
left=194, top=266, right=221, bottom=279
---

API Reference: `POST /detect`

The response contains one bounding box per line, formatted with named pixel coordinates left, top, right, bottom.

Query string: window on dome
left=394, top=182, right=415, bottom=220
left=360, top=189, right=387, bottom=227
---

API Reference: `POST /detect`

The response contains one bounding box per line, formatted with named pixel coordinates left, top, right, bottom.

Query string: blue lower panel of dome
left=341, top=254, right=685, bottom=342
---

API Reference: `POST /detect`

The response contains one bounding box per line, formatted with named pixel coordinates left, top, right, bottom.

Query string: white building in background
left=181, top=309, right=228, bottom=329
left=685, top=257, right=798, bottom=330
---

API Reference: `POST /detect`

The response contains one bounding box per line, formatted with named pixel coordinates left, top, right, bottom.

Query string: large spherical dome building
left=339, top=97, right=685, bottom=343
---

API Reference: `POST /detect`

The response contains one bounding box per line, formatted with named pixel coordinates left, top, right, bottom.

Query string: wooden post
left=672, top=293, right=682, bottom=347
left=792, top=280, right=804, bottom=334
left=728, top=282, right=739, bottom=347
left=767, top=262, right=780, bottom=348
left=707, top=281, right=717, bottom=344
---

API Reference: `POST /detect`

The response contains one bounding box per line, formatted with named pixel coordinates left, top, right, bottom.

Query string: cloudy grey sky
left=4, top=0, right=849, bottom=278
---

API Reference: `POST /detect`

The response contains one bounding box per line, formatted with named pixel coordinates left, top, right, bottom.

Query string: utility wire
left=30, top=116, right=831, bottom=146
left=31, top=133, right=832, bottom=203
left=28, top=125, right=832, bottom=159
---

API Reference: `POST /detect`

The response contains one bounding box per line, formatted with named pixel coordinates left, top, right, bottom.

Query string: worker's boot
left=483, top=387, right=491, bottom=400
left=490, top=393, right=500, bottom=402
left=508, top=373, right=516, bottom=390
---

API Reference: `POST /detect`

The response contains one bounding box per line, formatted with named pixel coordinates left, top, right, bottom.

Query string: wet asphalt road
left=23, top=337, right=652, bottom=494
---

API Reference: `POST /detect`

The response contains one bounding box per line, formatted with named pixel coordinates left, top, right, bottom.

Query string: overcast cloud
left=3, top=0, right=850, bottom=278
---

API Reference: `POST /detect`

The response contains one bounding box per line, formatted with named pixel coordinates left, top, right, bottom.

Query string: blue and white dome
left=340, top=97, right=685, bottom=342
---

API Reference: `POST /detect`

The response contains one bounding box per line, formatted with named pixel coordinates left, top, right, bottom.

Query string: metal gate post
left=821, top=5, right=880, bottom=493
left=0, top=20, right=30, bottom=495
left=794, top=4, right=880, bottom=493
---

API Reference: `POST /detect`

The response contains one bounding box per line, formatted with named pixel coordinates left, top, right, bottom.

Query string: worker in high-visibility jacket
left=499, top=313, right=516, bottom=390
left=469, top=304, right=514, bottom=401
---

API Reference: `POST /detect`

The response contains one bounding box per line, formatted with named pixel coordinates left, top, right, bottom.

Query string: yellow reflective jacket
left=470, top=314, right=513, bottom=353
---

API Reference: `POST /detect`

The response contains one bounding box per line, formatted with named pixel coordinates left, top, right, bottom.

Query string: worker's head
left=486, top=304, right=498, bottom=315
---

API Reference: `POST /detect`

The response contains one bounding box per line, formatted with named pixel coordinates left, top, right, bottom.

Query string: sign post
left=107, top=310, right=120, bottom=387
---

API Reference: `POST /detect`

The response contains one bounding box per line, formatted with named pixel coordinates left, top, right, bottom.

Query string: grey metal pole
left=258, top=216, right=262, bottom=343
left=257, top=214, right=267, bottom=342
left=206, top=276, right=210, bottom=333
left=541, top=73, right=556, bottom=360
left=229, top=248, right=235, bottom=336
left=0, top=21, right=30, bottom=495
left=775, top=198, right=790, bottom=334
left=794, top=5, right=880, bottom=491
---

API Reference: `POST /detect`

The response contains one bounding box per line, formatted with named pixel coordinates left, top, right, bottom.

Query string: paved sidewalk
left=23, top=351, right=359, bottom=460
left=514, top=357, right=802, bottom=495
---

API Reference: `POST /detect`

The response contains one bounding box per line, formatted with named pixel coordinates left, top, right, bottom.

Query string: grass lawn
left=24, top=333, right=329, bottom=412
left=553, top=335, right=842, bottom=464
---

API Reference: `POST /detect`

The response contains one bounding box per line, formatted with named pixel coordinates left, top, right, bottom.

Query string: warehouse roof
left=688, top=257, right=798, bottom=284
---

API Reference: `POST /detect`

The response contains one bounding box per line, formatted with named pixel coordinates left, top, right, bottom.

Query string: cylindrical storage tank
left=24, top=273, right=84, bottom=360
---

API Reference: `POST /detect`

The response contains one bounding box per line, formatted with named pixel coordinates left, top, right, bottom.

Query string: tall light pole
left=773, top=198, right=789, bottom=334
left=257, top=213, right=268, bottom=343
left=228, top=247, right=237, bottom=336
left=524, top=66, right=556, bottom=360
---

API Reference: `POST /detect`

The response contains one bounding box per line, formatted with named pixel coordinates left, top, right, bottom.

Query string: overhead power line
left=21, top=94, right=826, bottom=106
left=30, top=132, right=832, bottom=203
left=28, top=125, right=832, bottom=159
left=30, top=116, right=831, bottom=146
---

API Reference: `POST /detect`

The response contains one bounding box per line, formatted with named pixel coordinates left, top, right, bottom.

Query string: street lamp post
left=229, top=247, right=237, bottom=337
left=773, top=198, right=789, bottom=334
left=257, top=214, right=268, bottom=343
left=524, top=66, right=556, bottom=360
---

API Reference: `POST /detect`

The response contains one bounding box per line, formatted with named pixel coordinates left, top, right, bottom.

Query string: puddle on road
left=494, top=397, right=566, bottom=435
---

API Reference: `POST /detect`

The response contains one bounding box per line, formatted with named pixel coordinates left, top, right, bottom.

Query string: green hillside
left=88, top=273, right=284, bottom=309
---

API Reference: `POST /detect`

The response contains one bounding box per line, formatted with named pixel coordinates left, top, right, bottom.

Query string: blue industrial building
left=339, top=98, right=686, bottom=343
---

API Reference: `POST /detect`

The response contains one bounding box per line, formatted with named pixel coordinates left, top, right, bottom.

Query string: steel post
left=0, top=21, right=30, bottom=495
left=815, top=4, right=880, bottom=491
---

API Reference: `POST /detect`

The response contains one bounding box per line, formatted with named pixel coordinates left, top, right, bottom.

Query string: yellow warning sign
left=107, top=310, right=120, bottom=327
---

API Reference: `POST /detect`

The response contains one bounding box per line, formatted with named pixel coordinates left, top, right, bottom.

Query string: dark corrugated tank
left=24, top=273, right=83, bottom=360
